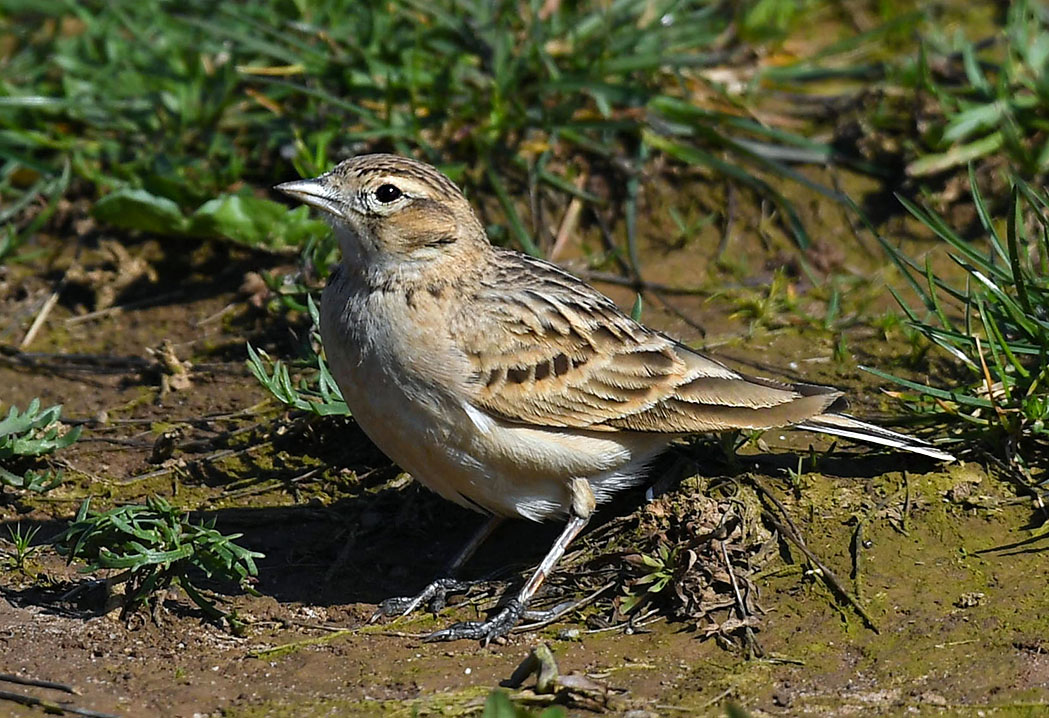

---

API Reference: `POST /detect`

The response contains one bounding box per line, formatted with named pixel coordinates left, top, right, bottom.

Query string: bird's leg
left=423, top=513, right=590, bottom=643
left=424, top=478, right=595, bottom=644
left=378, top=514, right=503, bottom=617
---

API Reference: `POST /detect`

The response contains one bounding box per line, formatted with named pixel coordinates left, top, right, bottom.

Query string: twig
left=284, top=620, right=352, bottom=633
left=0, top=689, right=118, bottom=718
left=591, top=206, right=633, bottom=277
left=355, top=629, right=429, bottom=639
left=550, top=174, right=588, bottom=260
left=696, top=685, right=736, bottom=711
left=851, top=518, right=866, bottom=602
left=195, top=302, right=237, bottom=327
left=750, top=476, right=880, bottom=633
left=0, top=673, right=77, bottom=695
left=975, top=336, right=1009, bottom=428
left=829, top=167, right=875, bottom=258
left=83, top=403, right=271, bottom=428
left=54, top=458, right=109, bottom=485
left=623, top=143, right=646, bottom=283
left=584, top=608, right=663, bottom=635
left=902, top=470, right=911, bottom=535
left=513, top=582, right=615, bottom=632
left=719, top=540, right=763, bottom=659
left=528, top=166, right=547, bottom=253
left=716, top=181, right=735, bottom=262
left=647, top=290, right=709, bottom=338
left=0, top=344, right=152, bottom=374
left=21, top=283, right=63, bottom=348
left=65, top=290, right=184, bottom=325
left=221, top=469, right=318, bottom=501
left=247, top=625, right=433, bottom=659
left=578, top=270, right=712, bottom=297
left=251, top=631, right=353, bottom=659
left=119, top=442, right=270, bottom=485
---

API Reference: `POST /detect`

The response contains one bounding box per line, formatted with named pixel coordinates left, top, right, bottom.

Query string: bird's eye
left=375, top=184, right=403, bottom=203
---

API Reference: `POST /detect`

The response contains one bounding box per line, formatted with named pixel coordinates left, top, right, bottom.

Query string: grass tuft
left=0, top=0, right=846, bottom=263
left=54, top=495, right=264, bottom=632
left=871, top=168, right=1049, bottom=476
left=902, top=1, right=1049, bottom=181
left=246, top=295, right=349, bottom=416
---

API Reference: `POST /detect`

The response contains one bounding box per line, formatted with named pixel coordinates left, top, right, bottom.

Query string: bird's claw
left=423, top=598, right=525, bottom=645
left=377, top=577, right=473, bottom=618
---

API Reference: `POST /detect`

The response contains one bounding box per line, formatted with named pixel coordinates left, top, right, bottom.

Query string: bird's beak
left=275, top=176, right=345, bottom=219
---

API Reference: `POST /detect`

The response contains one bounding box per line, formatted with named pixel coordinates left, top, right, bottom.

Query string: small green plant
left=247, top=296, right=350, bottom=417
left=621, top=543, right=683, bottom=614
left=54, top=496, right=264, bottom=630
left=4, top=523, right=41, bottom=573
left=870, top=169, right=1049, bottom=473
left=248, top=343, right=349, bottom=416
left=0, top=162, right=70, bottom=265
left=666, top=205, right=717, bottom=249
left=0, top=399, right=81, bottom=493
left=725, top=702, right=754, bottom=718
left=720, top=268, right=799, bottom=333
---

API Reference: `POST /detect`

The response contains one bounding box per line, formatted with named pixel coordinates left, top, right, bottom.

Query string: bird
left=275, top=154, right=954, bottom=644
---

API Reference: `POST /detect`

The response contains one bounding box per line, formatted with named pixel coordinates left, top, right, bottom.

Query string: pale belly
left=320, top=273, right=669, bottom=521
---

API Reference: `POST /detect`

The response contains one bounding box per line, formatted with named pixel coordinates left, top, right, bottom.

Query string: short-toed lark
left=277, top=154, right=953, bottom=644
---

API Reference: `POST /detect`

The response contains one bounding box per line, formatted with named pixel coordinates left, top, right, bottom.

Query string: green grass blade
left=861, top=366, right=994, bottom=409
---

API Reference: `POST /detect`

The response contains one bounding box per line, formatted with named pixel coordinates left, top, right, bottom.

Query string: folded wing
left=456, top=251, right=843, bottom=434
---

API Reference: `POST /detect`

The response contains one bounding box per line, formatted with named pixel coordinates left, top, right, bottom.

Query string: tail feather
left=795, top=413, right=955, bottom=462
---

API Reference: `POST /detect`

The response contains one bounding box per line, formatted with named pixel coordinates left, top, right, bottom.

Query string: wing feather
left=456, top=250, right=842, bottom=433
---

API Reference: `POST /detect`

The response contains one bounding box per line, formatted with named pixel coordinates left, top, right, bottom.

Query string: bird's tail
left=794, top=413, right=955, bottom=462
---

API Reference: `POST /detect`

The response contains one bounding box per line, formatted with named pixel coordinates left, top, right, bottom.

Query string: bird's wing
left=455, top=250, right=843, bottom=433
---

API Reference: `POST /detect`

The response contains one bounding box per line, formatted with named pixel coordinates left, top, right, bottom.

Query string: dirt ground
left=1, top=170, right=1047, bottom=717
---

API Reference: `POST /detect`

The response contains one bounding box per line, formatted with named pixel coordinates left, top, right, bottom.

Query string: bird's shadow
left=0, top=438, right=956, bottom=619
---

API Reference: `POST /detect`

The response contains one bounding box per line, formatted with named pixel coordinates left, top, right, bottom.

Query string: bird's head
left=276, top=154, right=488, bottom=271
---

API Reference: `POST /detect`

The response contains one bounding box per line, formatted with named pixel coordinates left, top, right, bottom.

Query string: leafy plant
left=869, top=169, right=1049, bottom=474
left=91, top=188, right=330, bottom=251
left=621, top=543, right=685, bottom=614
left=0, top=399, right=81, bottom=493
left=53, top=496, right=264, bottom=631
left=4, top=523, right=41, bottom=573
left=247, top=296, right=349, bottom=416
left=0, top=400, right=81, bottom=457
left=248, top=344, right=348, bottom=416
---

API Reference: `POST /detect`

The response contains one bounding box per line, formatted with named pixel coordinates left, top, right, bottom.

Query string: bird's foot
left=424, top=598, right=525, bottom=645
left=377, top=577, right=475, bottom=618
